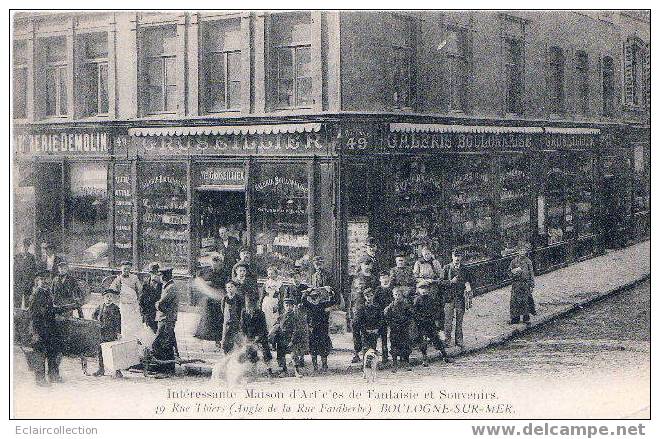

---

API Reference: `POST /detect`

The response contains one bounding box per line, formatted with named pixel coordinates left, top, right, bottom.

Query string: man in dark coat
left=442, top=250, right=474, bottom=350
left=91, top=288, right=122, bottom=376
left=139, top=263, right=162, bottom=334
left=50, top=261, right=84, bottom=318
left=301, top=287, right=337, bottom=371
left=221, top=280, right=244, bottom=355
left=14, top=238, right=37, bottom=308
left=217, top=226, right=241, bottom=273
left=28, top=271, right=79, bottom=386
left=152, top=267, right=179, bottom=373
left=194, top=256, right=227, bottom=345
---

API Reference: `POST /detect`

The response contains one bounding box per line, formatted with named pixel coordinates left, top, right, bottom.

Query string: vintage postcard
left=10, top=8, right=650, bottom=423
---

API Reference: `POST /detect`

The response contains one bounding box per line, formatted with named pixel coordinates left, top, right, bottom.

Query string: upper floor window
left=623, top=36, right=646, bottom=109
left=43, top=36, right=68, bottom=117
left=13, top=40, right=28, bottom=119
left=201, top=19, right=242, bottom=113
left=270, top=12, right=312, bottom=109
left=141, top=25, right=178, bottom=114
left=78, top=32, right=109, bottom=116
left=392, top=15, right=416, bottom=109
left=504, top=37, right=523, bottom=114
left=446, top=27, right=468, bottom=112
left=602, top=56, right=615, bottom=116
left=548, top=46, right=565, bottom=114
left=575, top=51, right=589, bottom=115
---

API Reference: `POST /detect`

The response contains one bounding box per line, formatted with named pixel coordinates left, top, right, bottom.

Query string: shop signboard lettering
left=197, top=166, right=246, bottom=188
left=135, top=132, right=327, bottom=156
left=15, top=132, right=110, bottom=155
left=544, top=135, right=596, bottom=149
left=113, top=163, right=133, bottom=263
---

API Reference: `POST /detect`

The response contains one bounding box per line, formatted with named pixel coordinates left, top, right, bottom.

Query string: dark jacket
left=28, top=286, right=76, bottom=351
left=389, top=266, right=416, bottom=288
left=240, top=308, right=269, bottom=342
left=353, top=302, right=383, bottom=332
left=92, top=302, right=122, bottom=342
left=139, top=280, right=161, bottom=326
left=374, top=285, right=393, bottom=313
left=442, top=262, right=474, bottom=303
left=155, top=280, right=179, bottom=322
left=14, top=251, right=37, bottom=305
left=51, top=274, right=83, bottom=306
left=38, top=253, right=62, bottom=276
left=412, top=293, right=438, bottom=324
left=217, top=237, right=240, bottom=272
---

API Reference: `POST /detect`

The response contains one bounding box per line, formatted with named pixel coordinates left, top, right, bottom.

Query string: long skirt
left=510, top=280, right=535, bottom=318
left=194, top=297, right=224, bottom=341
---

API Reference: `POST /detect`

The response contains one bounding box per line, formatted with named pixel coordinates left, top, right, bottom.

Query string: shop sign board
left=15, top=132, right=112, bottom=156
left=133, top=132, right=328, bottom=156
left=196, top=165, right=246, bottom=189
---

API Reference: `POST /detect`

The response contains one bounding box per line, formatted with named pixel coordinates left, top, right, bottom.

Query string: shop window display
left=450, top=157, right=495, bottom=263
left=139, top=163, right=189, bottom=272
left=541, top=153, right=574, bottom=246
left=499, top=154, right=531, bottom=256
left=64, top=162, right=109, bottom=266
left=574, top=154, right=595, bottom=237
left=253, top=163, right=310, bottom=280
left=388, top=160, right=444, bottom=258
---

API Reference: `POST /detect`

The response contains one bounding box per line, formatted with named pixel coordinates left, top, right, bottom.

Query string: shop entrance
left=34, top=162, right=63, bottom=249
left=196, top=188, right=247, bottom=265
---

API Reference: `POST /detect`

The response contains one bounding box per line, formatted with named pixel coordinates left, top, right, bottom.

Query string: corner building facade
left=12, top=10, right=650, bottom=298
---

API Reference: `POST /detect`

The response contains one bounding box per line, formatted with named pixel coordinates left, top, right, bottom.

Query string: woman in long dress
left=508, top=244, right=536, bottom=325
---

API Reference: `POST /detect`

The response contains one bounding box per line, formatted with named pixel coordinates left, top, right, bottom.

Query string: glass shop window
left=252, top=163, right=310, bottom=280
left=64, top=162, right=109, bottom=267
left=499, top=154, right=531, bottom=255
left=541, top=153, right=573, bottom=245
left=450, top=157, right=495, bottom=263
left=139, top=162, right=190, bottom=272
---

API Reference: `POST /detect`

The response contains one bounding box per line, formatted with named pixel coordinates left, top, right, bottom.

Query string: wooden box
left=100, top=339, right=142, bottom=373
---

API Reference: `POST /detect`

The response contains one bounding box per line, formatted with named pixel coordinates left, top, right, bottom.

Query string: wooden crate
left=100, top=339, right=142, bottom=373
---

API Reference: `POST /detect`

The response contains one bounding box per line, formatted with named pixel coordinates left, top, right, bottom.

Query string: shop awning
left=544, top=127, right=600, bottom=135
left=128, top=123, right=322, bottom=137
left=389, top=123, right=543, bottom=134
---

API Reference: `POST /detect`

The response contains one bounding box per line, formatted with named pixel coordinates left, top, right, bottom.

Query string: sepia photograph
left=9, top=6, right=651, bottom=423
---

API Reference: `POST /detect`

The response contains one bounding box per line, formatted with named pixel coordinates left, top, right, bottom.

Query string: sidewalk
left=101, top=241, right=653, bottom=375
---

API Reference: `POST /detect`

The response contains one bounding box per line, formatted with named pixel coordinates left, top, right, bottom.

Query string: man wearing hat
left=14, top=237, right=37, bottom=309
left=441, top=249, right=474, bottom=350
left=50, top=261, right=84, bottom=318
left=27, top=270, right=80, bottom=385
left=152, top=267, right=179, bottom=372
left=139, top=263, right=162, bottom=334
left=110, top=260, right=143, bottom=340
left=217, top=226, right=240, bottom=273
left=91, top=288, right=122, bottom=376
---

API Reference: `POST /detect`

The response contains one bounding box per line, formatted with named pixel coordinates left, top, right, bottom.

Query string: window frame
left=43, top=37, right=69, bottom=119
left=79, top=33, right=109, bottom=117
left=575, top=51, right=589, bottom=115
left=201, top=19, right=243, bottom=113
left=13, top=40, right=28, bottom=120
left=446, top=26, right=469, bottom=113
left=602, top=55, right=615, bottom=117
left=548, top=46, right=565, bottom=115
left=270, top=12, right=313, bottom=110
left=141, top=25, right=178, bottom=116
left=504, top=36, right=524, bottom=115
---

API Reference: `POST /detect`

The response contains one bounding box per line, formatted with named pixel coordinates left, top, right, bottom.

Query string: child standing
left=261, top=265, right=283, bottom=333
left=301, top=287, right=336, bottom=372
left=269, top=297, right=308, bottom=378
left=374, top=271, right=393, bottom=364
left=240, top=296, right=274, bottom=376
left=509, top=243, right=536, bottom=325
left=221, top=281, right=244, bottom=355
left=412, top=282, right=451, bottom=367
left=383, top=286, right=414, bottom=372
left=92, top=288, right=122, bottom=377
left=353, top=287, right=384, bottom=362
left=389, top=252, right=416, bottom=290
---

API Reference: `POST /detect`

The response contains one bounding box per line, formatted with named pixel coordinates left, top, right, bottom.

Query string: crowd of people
left=13, top=230, right=537, bottom=384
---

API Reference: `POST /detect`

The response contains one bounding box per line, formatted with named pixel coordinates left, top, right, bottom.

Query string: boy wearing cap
left=269, top=297, right=307, bottom=378
left=139, top=263, right=162, bottom=334
left=383, top=286, right=414, bottom=372
left=240, top=296, right=274, bottom=376
left=442, top=250, right=474, bottom=349
left=413, top=246, right=445, bottom=331
left=374, top=271, right=394, bottom=364
left=301, top=286, right=337, bottom=372
left=353, top=287, right=384, bottom=364
left=413, top=282, right=451, bottom=366
left=50, top=261, right=84, bottom=318
left=221, top=280, right=244, bottom=354
left=92, top=288, right=122, bottom=376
